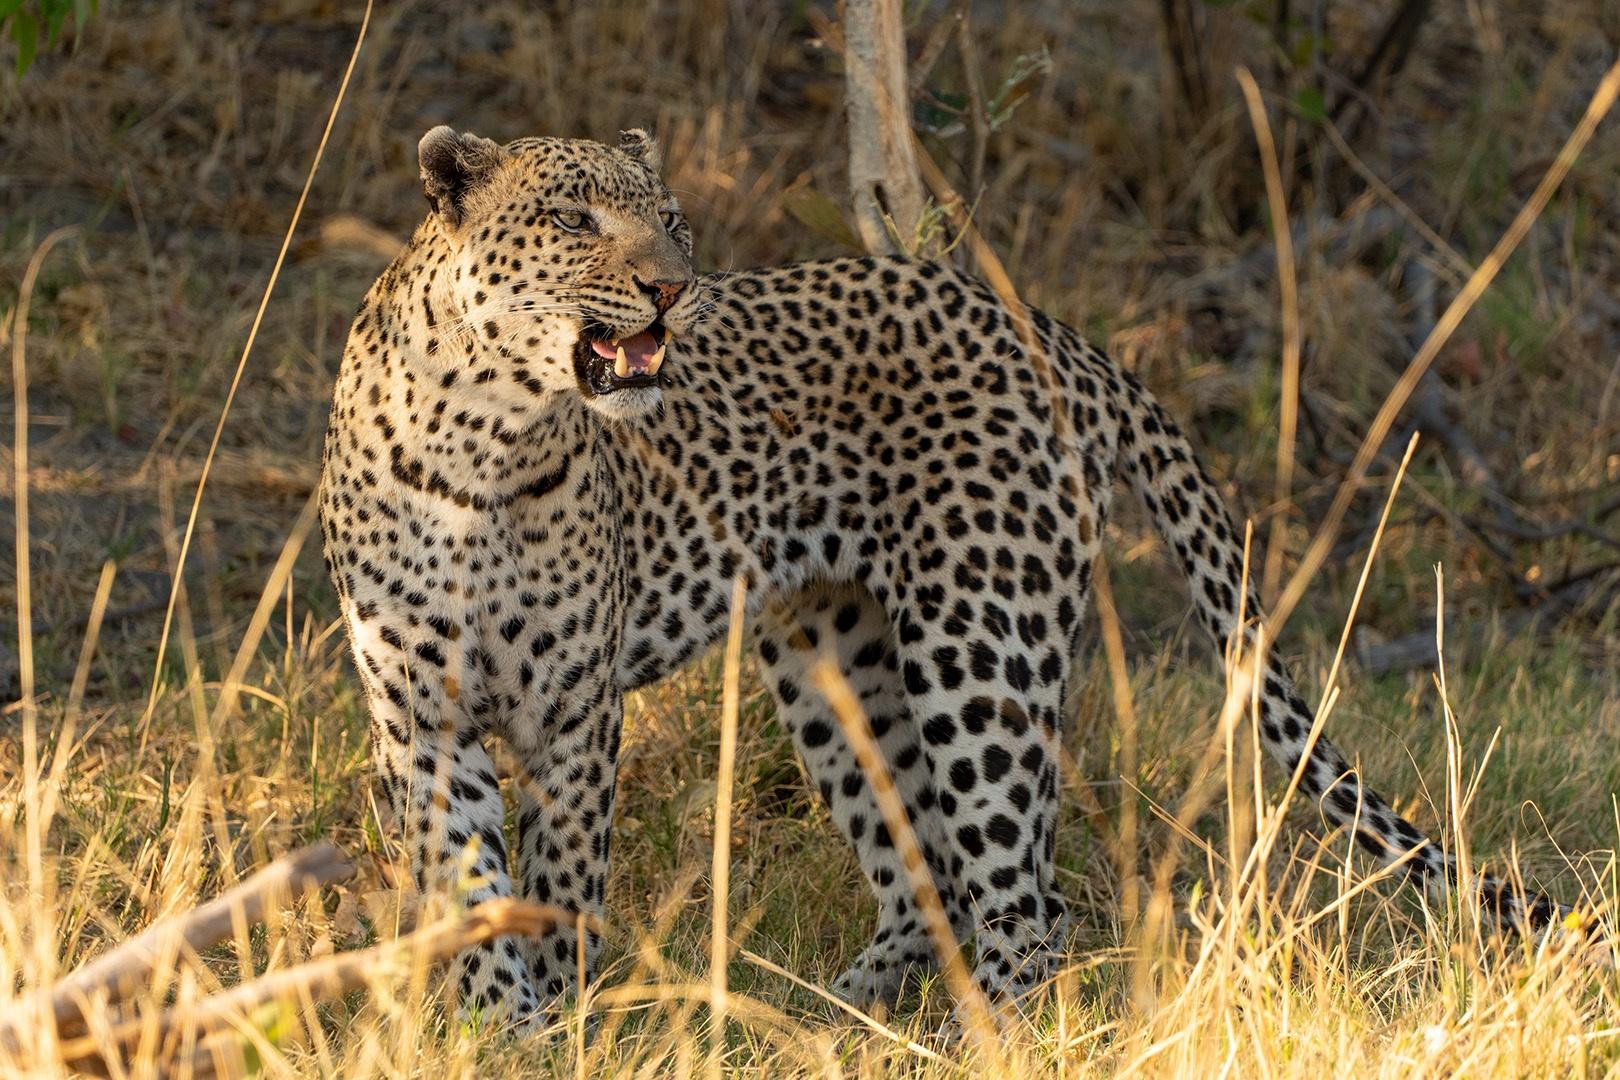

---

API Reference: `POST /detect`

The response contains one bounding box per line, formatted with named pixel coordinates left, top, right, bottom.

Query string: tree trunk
left=843, top=0, right=925, bottom=255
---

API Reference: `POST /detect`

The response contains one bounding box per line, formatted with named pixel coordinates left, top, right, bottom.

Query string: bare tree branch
left=1330, top=0, right=1435, bottom=140
left=1157, top=0, right=1209, bottom=120
left=907, top=7, right=957, bottom=95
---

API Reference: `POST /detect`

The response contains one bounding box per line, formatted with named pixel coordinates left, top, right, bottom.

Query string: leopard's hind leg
left=755, top=583, right=967, bottom=1006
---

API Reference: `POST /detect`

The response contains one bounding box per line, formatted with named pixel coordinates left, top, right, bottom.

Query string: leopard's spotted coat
left=320, top=126, right=1567, bottom=1028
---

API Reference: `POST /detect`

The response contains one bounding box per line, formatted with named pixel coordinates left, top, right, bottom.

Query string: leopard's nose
left=634, top=275, right=691, bottom=315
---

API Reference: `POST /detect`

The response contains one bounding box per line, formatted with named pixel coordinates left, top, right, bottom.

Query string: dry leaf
left=1438, top=338, right=1484, bottom=382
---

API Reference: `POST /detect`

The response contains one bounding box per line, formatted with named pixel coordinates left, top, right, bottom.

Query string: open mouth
left=573, top=319, right=671, bottom=396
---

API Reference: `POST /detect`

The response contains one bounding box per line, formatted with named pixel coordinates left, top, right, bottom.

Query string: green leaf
left=781, top=185, right=862, bottom=252
left=4, top=0, right=98, bottom=73
left=46, top=0, right=70, bottom=45
left=1292, top=86, right=1327, bottom=124
left=11, top=10, right=38, bottom=76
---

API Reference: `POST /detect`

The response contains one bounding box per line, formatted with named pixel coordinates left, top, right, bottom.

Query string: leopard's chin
left=581, top=383, right=663, bottom=422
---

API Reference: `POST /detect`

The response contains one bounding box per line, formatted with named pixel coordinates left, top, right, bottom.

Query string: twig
left=1272, top=0, right=1292, bottom=91
left=1463, top=511, right=1620, bottom=554
left=1316, top=117, right=1473, bottom=283
left=954, top=0, right=989, bottom=206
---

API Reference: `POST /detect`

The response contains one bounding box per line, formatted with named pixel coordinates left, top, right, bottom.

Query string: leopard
left=319, top=124, right=1571, bottom=1030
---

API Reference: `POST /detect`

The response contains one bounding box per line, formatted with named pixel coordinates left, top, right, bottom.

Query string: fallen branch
left=1331, top=242, right=1620, bottom=586
left=53, top=897, right=575, bottom=1078
left=1463, top=505, right=1620, bottom=555
left=0, top=840, right=584, bottom=1078
left=7, top=841, right=354, bottom=1044
left=1357, top=569, right=1619, bottom=675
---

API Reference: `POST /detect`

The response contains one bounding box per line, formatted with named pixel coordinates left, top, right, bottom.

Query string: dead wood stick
left=1358, top=262, right=1620, bottom=565
left=1333, top=257, right=1526, bottom=563
left=906, top=5, right=957, bottom=95
left=30, top=842, right=352, bottom=1039
left=52, top=898, right=581, bottom=1077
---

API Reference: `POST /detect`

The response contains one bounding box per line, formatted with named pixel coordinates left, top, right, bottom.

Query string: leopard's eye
left=659, top=210, right=682, bottom=233
left=552, top=208, right=588, bottom=232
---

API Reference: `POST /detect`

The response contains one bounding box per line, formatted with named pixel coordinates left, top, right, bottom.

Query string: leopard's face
left=420, top=127, right=700, bottom=421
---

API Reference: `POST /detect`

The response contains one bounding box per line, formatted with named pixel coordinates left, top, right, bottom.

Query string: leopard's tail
left=1112, top=369, right=1565, bottom=931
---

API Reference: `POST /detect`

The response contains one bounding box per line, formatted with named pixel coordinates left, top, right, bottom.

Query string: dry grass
left=3, top=0, right=1620, bottom=1075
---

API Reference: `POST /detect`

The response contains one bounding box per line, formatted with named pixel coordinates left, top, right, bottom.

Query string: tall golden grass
left=3, top=1, right=1619, bottom=1075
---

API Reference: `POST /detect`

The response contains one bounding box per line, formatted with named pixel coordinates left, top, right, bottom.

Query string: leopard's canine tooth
left=646, top=342, right=666, bottom=375
left=614, top=344, right=630, bottom=379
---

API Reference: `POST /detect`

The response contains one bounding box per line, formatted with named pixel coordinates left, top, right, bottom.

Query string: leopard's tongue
left=589, top=331, right=662, bottom=376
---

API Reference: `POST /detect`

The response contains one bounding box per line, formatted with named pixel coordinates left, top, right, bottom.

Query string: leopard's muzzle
left=573, top=319, right=670, bottom=397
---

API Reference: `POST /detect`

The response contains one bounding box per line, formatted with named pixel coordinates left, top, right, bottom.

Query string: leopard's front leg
left=510, top=674, right=624, bottom=1005
left=346, top=612, right=541, bottom=1029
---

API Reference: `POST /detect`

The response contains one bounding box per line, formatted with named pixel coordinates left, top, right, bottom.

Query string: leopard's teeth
left=613, top=344, right=629, bottom=379
left=645, top=343, right=666, bottom=375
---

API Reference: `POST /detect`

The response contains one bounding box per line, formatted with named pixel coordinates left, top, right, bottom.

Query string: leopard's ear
left=617, top=128, right=661, bottom=173
left=418, top=125, right=506, bottom=228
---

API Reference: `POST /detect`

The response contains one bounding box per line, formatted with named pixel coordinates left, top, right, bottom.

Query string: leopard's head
left=418, top=126, right=699, bottom=421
